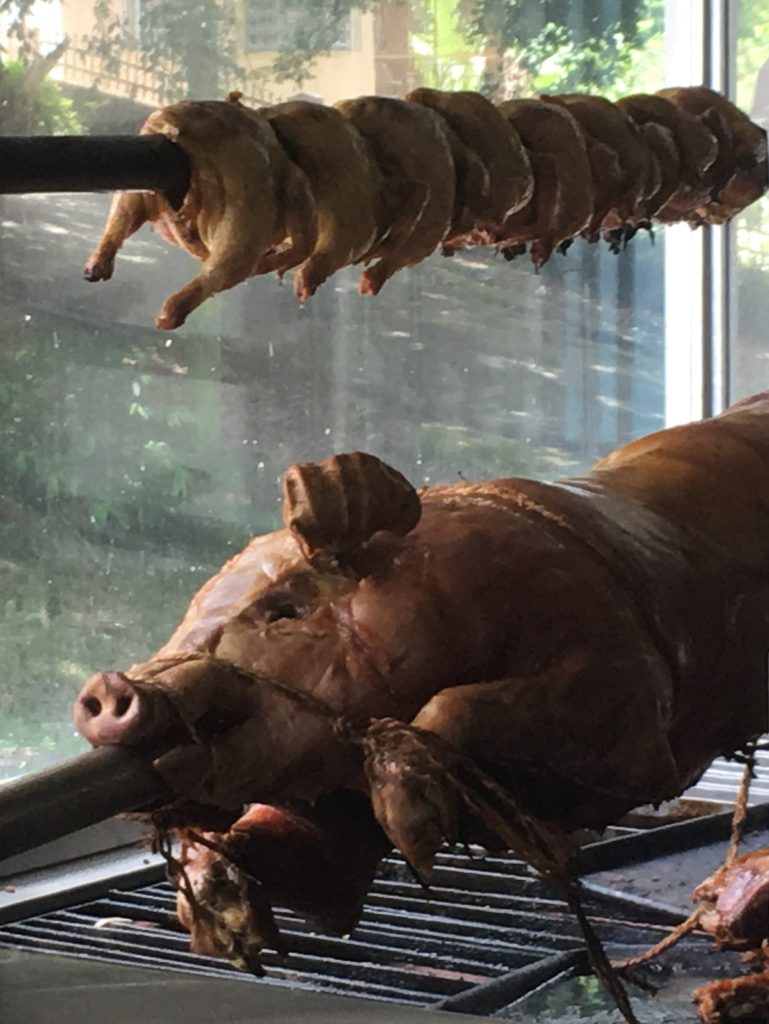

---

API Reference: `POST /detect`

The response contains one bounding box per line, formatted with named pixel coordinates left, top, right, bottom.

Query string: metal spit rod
left=0, top=745, right=171, bottom=863
left=0, top=135, right=190, bottom=201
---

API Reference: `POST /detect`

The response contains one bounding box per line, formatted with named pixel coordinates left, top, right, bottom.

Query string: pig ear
left=282, top=452, right=421, bottom=562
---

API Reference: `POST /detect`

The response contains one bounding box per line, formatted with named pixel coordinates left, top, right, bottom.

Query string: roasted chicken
left=406, top=87, right=533, bottom=248
left=658, top=86, right=769, bottom=223
left=334, top=96, right=455, bottom=295
left=259, top=99, right=380, bottom=302
left=85, top=99, right=317, bottom=329
left=542, top=93, right=659, bottom=241
left=496, top=98, right=593, bottom=264
left=83, top=86, right=767, bottom=328
left=616, top=93, right=719, bottom=224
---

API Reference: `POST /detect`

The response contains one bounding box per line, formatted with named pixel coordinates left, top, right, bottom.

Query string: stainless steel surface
left=0, top=950, right=480, bottom=1024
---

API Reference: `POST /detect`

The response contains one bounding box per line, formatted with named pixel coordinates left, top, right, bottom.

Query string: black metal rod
left=574, top=802, right=769, bottom=875
left=0, top=135, right=190, bottom=201
left=434, top=948, right=589, bottom=1014
left=578, top=880, right=687, bottom=924
left=0, top=745, right=171, bottom=863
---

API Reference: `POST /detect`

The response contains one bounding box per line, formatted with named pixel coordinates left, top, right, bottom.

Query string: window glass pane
left=0, top=0, right=675, bottom=778
left=731, top=1, right=769, bottom=399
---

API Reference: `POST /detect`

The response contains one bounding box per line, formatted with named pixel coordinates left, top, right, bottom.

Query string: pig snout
left=73, top=671, right=148, bottom=746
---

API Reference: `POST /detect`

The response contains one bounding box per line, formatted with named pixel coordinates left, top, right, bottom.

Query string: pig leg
left=84, top=191, right=153, bottom=281
left=365, top=653, right=681, bottom=876
left=412, top=656, right=681, bottom=809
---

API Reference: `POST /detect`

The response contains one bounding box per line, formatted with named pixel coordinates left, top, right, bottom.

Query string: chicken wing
left=406, top=87, right=533, bottom=247
left=334, top=96, right=455, bottom=295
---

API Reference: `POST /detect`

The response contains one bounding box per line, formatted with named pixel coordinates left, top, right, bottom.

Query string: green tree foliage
left=0, top=57, right=81, bottom=131
left=461, top=0, right=662, bottom=96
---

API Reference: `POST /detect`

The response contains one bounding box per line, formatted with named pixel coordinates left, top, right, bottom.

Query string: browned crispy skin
left=77, top=395, right=769, bottom=828
left=616, top=93, right=718, bottom=224
left=657, top=86, right=768, bottom=222
left=282, top=451, right=422, bottom=563
left=85, top=99, right=316, bottom=329
left=83, top=191, right=209, bottom=282
left=633, top=120, right=681, bottom=220
left=406, top=87, right=533, bottom=246
left=334, top=96, right=455, bottom=295
left=496, top=98, right=593, bottom=264
left=542, top=93, right=657, bottom=238
left=260, top=101, right=380, bottom=301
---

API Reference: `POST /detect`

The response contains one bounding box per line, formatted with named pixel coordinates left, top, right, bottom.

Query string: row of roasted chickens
left=84, top=85, right=768, bottom=330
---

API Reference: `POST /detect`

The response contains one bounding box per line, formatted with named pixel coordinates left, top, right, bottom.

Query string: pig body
left=73, top=402, right=769, bottom=942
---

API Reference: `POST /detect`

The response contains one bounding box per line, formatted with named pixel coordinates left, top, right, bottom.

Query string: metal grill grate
left=0, top=848, right=677, bottom=1008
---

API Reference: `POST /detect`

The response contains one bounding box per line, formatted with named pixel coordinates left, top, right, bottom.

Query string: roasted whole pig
left=72, top=397, right=769, bottom=967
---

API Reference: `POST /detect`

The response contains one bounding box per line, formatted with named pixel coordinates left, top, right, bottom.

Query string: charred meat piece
left=259, top=100, right=380, bottom=301
left=406, top=87, right=533, bottom=247
left=496, top=98, right=593, bottom=265
left=695, top=973, right=769, bottom=1024
left=85, top=99, right=317, bottom=329
left=694, top=849, right=769, bottom=948
left=334, top=96, right=455, bottom=295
